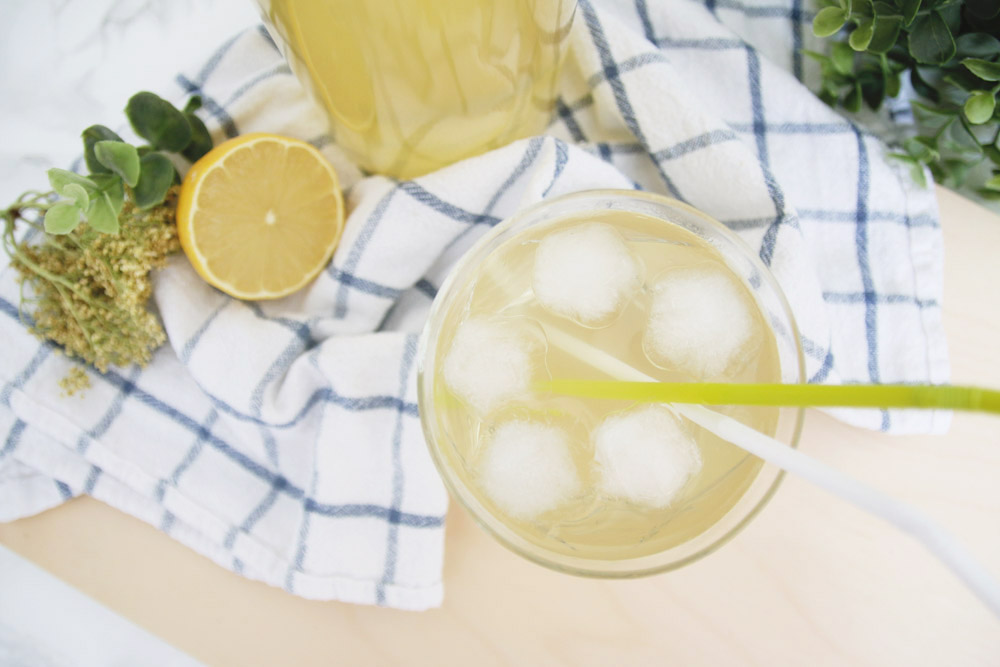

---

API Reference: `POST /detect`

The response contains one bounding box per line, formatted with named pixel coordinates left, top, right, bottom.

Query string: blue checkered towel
left=0, top=0, right=948, bottom=609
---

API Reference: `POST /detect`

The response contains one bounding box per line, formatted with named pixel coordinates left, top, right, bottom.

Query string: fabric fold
left=0, top=0, right=948, bottom=610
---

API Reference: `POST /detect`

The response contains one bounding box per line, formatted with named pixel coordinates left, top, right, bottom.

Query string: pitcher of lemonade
left=255, top=0, right=577, bottom=179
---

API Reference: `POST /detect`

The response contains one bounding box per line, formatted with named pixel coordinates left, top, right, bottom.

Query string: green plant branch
left=810, top=0, right=1000, bottom=194
left=1, top=91, right=208, bottom=375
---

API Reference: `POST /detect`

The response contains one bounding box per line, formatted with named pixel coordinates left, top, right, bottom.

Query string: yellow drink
left=428, top=209, right=782, bottom=562
left=257, top=0, right=576, bottom=178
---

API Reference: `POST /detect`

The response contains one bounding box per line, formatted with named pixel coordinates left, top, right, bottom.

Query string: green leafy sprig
left=808, top=0, right=1000, bottom=196
left=43, top=92, right=211, bottom=236
left=1, top=92, right=213, bottom=374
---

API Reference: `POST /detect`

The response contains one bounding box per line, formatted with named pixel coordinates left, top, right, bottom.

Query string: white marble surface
left=0, top=544, right=204, bottom=667
left=0, top=2, right=259, bottom=663
left=0, top=0, right=260, bottom=204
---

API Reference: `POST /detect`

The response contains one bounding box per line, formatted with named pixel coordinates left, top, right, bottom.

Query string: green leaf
left=845, top=81, right=863, bottom=112
left=89, top=173, right=125, bottom=217
left=849, top=18, right=875, bottom=50
left=803, top=49, right=831, bottom=64
left=949, top=158, right=979, bottom=182
left=966, top=0, right=1000, bottom=20
left=822, top=76, right=843, bottom=96
left=886, top=72, right=901, bottom=97
left=831, top=43, right=855, bottom=75
left=937, top=3, right=962, bottom=33
left=133, top=152, right=176, bottom=210
left=938, top=158, right=975, bottom=188
left=908, top=12, right=956, bottom=65
left=47, top=168, right=97, bottom=195
left=910, top=102, right=955, bottom=131
left=81, top=125, right=123, bottom=175
left=964, top=91, right=997, bottom=124
left=910, top=67, right=941, bottom=101
left=814, top=6, right=849, bottom=37
left=955, top=33, right=1000, bottom=59
left=889, top=153, right=929, bottom=188
left=984, top=173, right=1000, bottom=191
left=60, top=183, right=90, bottom=210
left=916, top=64, right=946, bottom=89
left=85, top=192, right=119, bottom=234
left=829, top=70, right=854, bottom=86
left=962, top=58, right=1000, bottom=82
left=44, top=202, right=82, bottom=235
left=968, top=119, right=996, bottom=144
left=94, top=140, right=140, bottom=187
left=853, top=0, right=873, bottom=15
left=904, top=136, right=939, bottom=161
left=126, top=92, right=192, bottom=153
left=181, top=112, right=213, bottom=163
left=977, top=188, right=1000, bottom=200
left=942, top=118, right=985, bottom=156
left=868, top=14, right=902, bottom=54
left=860, top=69, right=886, bottom=108
left=938, top=72, right=987, bottom=105
left=986, top=145, right=1000, bottom=166
left=944, top=70, right=988, bottom=94
left=900, top=0, right=921, bottom=26
left=183, top=95, right=203, bottom=114
left=861, top=83, right=886, bottom=109
left=806, top=50, right=842, bottom=82
left=884, top=63, right=902, bottom=97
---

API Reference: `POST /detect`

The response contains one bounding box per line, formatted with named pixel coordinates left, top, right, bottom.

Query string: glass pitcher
left=256, top=0, right=577, bottom=179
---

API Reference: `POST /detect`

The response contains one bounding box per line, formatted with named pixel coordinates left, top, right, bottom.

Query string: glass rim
left=417, top=188, right=806, bottom=578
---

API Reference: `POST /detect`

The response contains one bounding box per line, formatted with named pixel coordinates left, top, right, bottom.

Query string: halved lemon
left=177, top=133, right=344, bottom=300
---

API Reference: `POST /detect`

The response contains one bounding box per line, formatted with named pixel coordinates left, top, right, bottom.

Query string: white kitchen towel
left=0, top=0, right=948, bottom=610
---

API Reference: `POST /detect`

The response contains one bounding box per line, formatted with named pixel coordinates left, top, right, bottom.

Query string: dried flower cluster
left=59, top=366, right=91, bottom=397
left=4, top=187, right=180, bottom=372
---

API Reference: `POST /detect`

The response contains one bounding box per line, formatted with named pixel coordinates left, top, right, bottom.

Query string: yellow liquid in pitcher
left=258, top=0, right=575, bottom=178
left=431, top=211, right=782, bottom=561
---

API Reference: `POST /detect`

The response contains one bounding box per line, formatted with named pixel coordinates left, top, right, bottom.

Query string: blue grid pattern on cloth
left=0, top=0, right=948, bottom=610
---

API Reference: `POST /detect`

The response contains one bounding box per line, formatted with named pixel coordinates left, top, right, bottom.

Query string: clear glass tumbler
left=417, top=190, right=805, bottom=577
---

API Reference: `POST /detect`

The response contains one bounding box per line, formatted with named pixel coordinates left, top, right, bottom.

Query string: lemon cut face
left=178, top=133, right=344, bottom=300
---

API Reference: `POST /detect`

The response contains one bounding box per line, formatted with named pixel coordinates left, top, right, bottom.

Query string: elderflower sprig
left=1, top=91, right=213, bottom=374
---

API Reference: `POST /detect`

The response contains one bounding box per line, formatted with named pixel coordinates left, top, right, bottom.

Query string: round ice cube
left=593, top=405, right=701, bottom=508
left=643, top=265, right=760, bottom=378
left=479, top=419, right=581, bottom=519
left=532, top=222, right=642, bottom=327
left=442, top=317, right=543, bottom=415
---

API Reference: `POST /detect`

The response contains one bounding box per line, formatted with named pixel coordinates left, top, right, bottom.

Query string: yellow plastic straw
left=538, top=323, right=1000, bottom=618
left=538, top=380, right=1000, bottom=415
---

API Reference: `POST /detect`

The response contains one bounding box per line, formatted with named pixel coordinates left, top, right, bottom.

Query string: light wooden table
left=2, top=187, right=998, bottom=666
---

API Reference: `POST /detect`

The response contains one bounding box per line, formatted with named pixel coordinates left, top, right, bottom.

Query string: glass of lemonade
left=418, top=190, right=805, bottom=576
left=255, top=0, right=577, bottom=179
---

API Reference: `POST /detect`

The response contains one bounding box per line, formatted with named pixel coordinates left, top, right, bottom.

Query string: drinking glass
left=417, top=190, right=805, bottom=576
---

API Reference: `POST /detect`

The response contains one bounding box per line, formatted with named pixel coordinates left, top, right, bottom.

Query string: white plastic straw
left=543, top=325, right=1000, bottom=619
